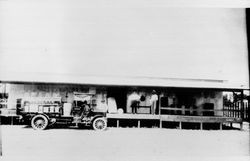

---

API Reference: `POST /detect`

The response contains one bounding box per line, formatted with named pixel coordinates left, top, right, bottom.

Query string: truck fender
left=91, top=115, right=106, bottom=123
left=31, top=113, right=50, bottom=122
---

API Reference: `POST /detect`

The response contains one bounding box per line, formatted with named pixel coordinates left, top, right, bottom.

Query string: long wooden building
left=0, top=1, right=249, bottom=129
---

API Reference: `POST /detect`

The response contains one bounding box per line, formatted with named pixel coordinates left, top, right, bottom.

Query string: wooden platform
left=107, top=113, right=160, bottom=120
left=160, top=115, right=242, bottom=123
left=107, top=113, right=243, bottom=130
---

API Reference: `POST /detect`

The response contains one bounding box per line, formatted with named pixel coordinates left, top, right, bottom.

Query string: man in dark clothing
left=131, top=100, right=139, bottom=114
left=128, top=91, right=140, bottom=114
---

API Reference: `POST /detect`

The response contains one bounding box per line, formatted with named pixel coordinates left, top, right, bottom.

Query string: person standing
left=128, top=90, right=140, bottom=114
left=150, top=90, right=158, bottom=115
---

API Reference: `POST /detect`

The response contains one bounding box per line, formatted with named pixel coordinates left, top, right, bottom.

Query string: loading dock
left=107, top=113, right=243, bottom=130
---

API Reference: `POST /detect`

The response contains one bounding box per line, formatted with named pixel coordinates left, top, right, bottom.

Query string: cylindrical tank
left=63, top=103, right=72, bottom=116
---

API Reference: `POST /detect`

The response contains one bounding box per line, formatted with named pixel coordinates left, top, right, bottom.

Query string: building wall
left=161, top=90, right=223, bottom=116
left=126, top=88, right=223, bottom=116
left=6, top=83, right=107, bottom=110
left=5, top=83, right=223, bottom=116
left=194, top=91, right=223, bottom=116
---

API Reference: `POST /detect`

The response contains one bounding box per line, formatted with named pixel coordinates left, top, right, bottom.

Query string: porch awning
left=0, top=72, right=248, bottom=90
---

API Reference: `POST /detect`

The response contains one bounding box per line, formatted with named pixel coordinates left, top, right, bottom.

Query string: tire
left=31, top=115, right=49, bottom=130
left=92, top=117, right=107, bottom=131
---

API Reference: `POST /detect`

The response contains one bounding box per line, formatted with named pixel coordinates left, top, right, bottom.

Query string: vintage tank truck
left=16, top=92, right=107, bottom=131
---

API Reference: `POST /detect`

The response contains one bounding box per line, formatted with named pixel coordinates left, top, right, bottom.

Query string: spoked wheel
left=31, top=115, right=49, bottom=130
left=92, top=117, right=107, bottom=131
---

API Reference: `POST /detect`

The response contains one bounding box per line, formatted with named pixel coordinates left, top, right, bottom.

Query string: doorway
left=107, top=87, right=127, bottom=113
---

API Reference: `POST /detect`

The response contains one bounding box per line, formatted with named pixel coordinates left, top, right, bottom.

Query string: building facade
left=0, top=2, right=249, bottom=128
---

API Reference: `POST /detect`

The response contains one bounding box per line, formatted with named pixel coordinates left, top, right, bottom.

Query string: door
left=107, top=87, right=127, bottom=113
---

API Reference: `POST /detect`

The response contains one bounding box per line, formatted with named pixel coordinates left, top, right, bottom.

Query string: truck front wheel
left=92, top=117, right=107, bottom=131
left=31, top=115, right=49, bottom=130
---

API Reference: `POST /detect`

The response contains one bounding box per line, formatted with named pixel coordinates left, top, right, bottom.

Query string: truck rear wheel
left=31, top=115, right=49, bottom=130
left=92, top=117, right=107, bottom=131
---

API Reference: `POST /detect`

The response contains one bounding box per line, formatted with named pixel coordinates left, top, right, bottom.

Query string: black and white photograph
left=0, top=0, right=250, bottom=161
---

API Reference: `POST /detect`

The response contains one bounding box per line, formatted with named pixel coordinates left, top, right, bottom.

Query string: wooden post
left=237, top=102, right=239, bottom=118
left=159, top=95, right=162, bottom=129
left=138, top=120, right=140, bottom=128
left=240, top=123, right=243, bottom=130
left=235, top=102, right=237, bottom=118
left=222, top=103, right=224, bottom=116
left=200, top=122, right=203, bottom=130
left=248, top=102, right=250, bottom=122
left=181, top=106, right=185, bottom=115
left=219, top=123, right=223, bottom=130
left=117, top=120, right=119, bottom=128
left=11, top=116, right=14, bottom=125
left=158, top=95, right=161, bottom=116
left=179, top=122, right=182, bottom=129
left=231, top=103, right=233, bottom=117
left=240, top=90, right=244, bottom=120
left=244, top=102, right=246, bottom=120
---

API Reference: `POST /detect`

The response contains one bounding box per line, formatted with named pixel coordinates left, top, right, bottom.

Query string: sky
left=0, top=0, right=249, bottom=89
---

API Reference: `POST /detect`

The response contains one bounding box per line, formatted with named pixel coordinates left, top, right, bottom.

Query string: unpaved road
left=0, top=125, right=249, bottom=161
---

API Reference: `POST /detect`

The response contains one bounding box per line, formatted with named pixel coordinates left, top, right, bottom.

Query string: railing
left=160, top=107, right=220, bottom=116
left=242, top=102, right=249, bottom=121
left=159, top=101, right=249, bottom=122
left=223, top=102, right=249, bottom=122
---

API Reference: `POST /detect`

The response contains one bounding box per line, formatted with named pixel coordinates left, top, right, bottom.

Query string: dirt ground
left=0, top=125, right=249, bottom=161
